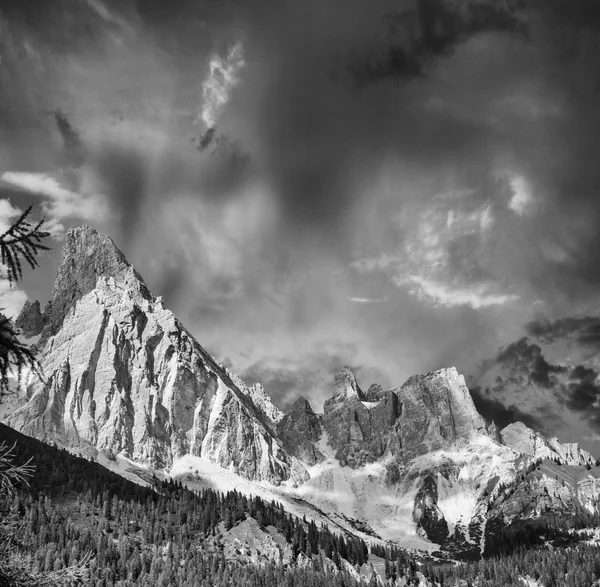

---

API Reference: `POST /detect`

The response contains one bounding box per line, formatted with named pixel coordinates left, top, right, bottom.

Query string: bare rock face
left=227, top=370, right=284, bottom=426
left=501, top=422, right=595, bottom=466
left=322, top=366, right=489, bottom=468
left=490, top=460, right=600, bottom=523
left=40, top=226, right=152, bottom=345
left=323, top=367, right=402, bottom=467
left=487, top=421, right=502, bottom=444
left=277, top=397, right=324, bottom=466
left=15, top=300, right=44, bottom=338
left=413, top=474, right=449, bottom=544
left=396, top=367, right=489, bottom=459
left=7, top=226, right=307, bottom=485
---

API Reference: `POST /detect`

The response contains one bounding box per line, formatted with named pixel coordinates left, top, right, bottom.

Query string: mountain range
left=4, top=226, right=600, bottom=565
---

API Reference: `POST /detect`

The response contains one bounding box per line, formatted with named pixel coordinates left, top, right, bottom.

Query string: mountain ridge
left=5, top=224, right=600, bottom=558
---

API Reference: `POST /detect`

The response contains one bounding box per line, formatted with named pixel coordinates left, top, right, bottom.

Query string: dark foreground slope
left=0, top=423, right=423, bottom=587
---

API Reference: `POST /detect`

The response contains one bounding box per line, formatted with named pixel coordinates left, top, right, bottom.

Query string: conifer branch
left=0, top=206, right=51, bottom=286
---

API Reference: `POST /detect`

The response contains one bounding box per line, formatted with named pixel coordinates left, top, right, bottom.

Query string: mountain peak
left=333, top=366, right=366, bottom=401
left=290, top=396, right=314, bottom=413
left=15, top=300, right=44, bottom=338
left=42, top=225, right=151, bottom=340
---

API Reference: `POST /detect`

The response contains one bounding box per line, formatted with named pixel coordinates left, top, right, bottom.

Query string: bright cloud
left=0, top=280, right=27, bottom=318
left=0, top=172, right=109, bottom=230
left=400, top=275, right=519, bottom=309
left=346, top=297, right=387, bottom=304
left=200, top=43, right=245, bottom=129
left=506, top=171, right=535, bottom=216
left=0, top=198, right=22, bottom=234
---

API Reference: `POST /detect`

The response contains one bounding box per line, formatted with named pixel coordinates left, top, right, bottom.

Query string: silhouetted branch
left=0, top=206, right=50, bottom=286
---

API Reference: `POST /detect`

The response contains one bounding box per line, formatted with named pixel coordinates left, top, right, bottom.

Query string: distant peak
left=291, top=396, right=314, bottom=413
left=333, top=366, right=366, bottom=401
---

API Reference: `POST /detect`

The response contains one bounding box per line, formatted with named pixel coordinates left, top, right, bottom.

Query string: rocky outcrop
left=487, top=421, right=502, bottom=444
left=7, top=226, right=307, bottom=485
left=321, top=366, right=493, bottom=468
left=489, top=460, right=600, bottom=523
left=15, top=300, right=44, bottom=338
left=277, top=397, right=324, bottom=466
left=501, top=422, right=595, bottom=466
left=227, top=370, right=284, bottom=425
left=39, top=226, right=152, bottom=346
left=323, top=367, right=402, bottom=467
left=395, top=367, right=489, bottom=459
left=413, top=474, right=449, bottom=544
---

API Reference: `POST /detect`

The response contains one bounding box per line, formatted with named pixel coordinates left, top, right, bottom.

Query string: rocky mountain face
left=7, top=226, right=306, bottom=485
left=278, top=397, right=324, bottom=466
left=6, top=225, right=600, bottom=558
left=14, top=300, right=44, bottom=339
left=323, top=366, right=402, bottom=467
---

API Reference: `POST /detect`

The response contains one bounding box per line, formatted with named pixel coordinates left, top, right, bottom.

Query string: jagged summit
left=46, top=226, right=152, bottom=335
left=15, top=300, right=43, bottom=338
left=277, top=396, right=323, bottom=466
left=289, top=396, right=314, bottom=412
left=15, top=225, right=153, bottom=344
left=332, top=365, right=366, bottom=401
left=396, top=366, right=488, bottom=458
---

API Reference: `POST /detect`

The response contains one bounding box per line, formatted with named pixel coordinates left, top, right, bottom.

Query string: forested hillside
left=0, top=424, right=421, bottom=586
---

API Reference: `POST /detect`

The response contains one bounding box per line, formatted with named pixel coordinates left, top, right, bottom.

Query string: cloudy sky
left=2, top=0, right=600, bottom=444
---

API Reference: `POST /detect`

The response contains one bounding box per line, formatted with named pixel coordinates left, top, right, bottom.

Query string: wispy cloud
left=346, top=297, right=387, bottom=304
left=200, top=43, right=245, bottom=129
left=352, top=189, right=518, bottom=310
left=399, top=275, right=518, bottom=309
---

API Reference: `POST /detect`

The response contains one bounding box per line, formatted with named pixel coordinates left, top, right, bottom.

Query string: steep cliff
left=396, top=367, right=490, bottom=459
left=277, top=397, right=324, bottom=466
left=14, top=300, right=44, bottom=338
left=323, top=366, right=402, bottom=467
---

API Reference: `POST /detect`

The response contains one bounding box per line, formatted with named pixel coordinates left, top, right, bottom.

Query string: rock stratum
left=5, top=226, right=600, bottom=558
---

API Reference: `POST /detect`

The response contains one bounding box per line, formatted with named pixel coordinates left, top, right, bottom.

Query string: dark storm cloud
left=469, top=386, right=542, bottom=430
left=344, top=0, right=527, bottom=87
left=527, top=317, right=600, bottom=348
left=562, top=364, right=600, bottom=428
